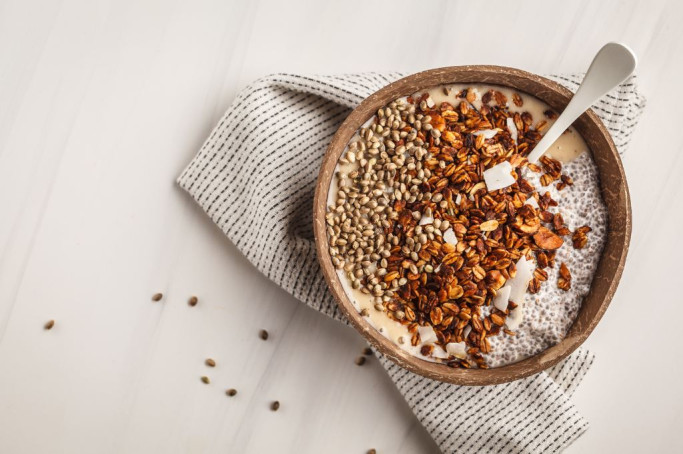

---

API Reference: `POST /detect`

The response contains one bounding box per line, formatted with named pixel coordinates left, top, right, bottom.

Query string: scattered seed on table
left=200, top=376, right=210, bottom=384
left=226, top=388, right=237, bottom=397
left=367, top=450, right=377, bottom=454
left=362, top=347, right=373, bottom=356
left=270, top=401, right=280, bottom=411
left=151, top=293, right=163, bottom=302
left=44, top=320, right=55, bottom=330
left=205, top=358, right=216, bottom=367
left=188, top=296, right=198, bottom=307
left=259, top=329, right=269, bottom=340
left=355, top=356, right=366, bottom=366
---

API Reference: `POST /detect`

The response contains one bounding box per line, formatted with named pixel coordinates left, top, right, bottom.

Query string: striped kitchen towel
left=177, top=72, right=645, bottom=453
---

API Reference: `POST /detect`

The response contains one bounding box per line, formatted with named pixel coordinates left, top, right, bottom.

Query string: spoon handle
left=527, top=42, right=637, bottom=163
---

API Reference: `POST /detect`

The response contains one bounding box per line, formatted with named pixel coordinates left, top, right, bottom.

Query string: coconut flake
left=463, top=325, right=472, bottom=340
left=474, top=129, right=498, bottom=139
left=506, top=307, right=523, bottom=330
left=426, top=96, right=435, bottom=108
left=455, top=193, right=462, bottom=205
left=417, top=325, right=437, bottom=344
left=432, top=346, right=450, bottom=359
left=506, top=117, right=518, bottom=144
left=419, top=215, right=434, bottom=226
left=493, top=285, right=512, bottom=311
left=443, top=228, right=458, bottom=245
left=483, top=161, right=516, bottom=191
left=446, top=342, right=467, bottom=359
left=508, top=256, right=534, bottom=305
left=496, top=256, right=535, bottom=330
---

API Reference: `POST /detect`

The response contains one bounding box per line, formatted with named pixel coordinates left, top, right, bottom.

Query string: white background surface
left=0, top=0, right=681, bottom=452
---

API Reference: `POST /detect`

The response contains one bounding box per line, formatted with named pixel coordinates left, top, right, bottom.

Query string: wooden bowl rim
left=313, top=65, right=631, bottom=385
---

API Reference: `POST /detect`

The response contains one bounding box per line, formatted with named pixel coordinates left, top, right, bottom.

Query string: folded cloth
left=177, top=72, right=645, bottom=453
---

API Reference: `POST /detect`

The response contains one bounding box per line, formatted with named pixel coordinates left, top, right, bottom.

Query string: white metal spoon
left=483, top=42, right=638, bottom=191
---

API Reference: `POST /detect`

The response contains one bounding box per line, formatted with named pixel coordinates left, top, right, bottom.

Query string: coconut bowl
left=312, top=66, right=630, bottom=386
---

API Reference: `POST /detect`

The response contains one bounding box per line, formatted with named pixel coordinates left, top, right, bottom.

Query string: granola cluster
left=326, top=87, right=593, bottom=368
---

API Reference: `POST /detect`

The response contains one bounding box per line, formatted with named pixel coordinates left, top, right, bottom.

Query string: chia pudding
left=325, top=85, right=607, bottom=368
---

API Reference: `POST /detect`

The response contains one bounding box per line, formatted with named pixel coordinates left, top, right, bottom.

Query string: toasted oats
left=572, top=225, right=592, bottom=249
left=540, top=174, right=554, bottom=187
left=558, top=263, right=572, bottom=291
left=479, top=220, right=499, bottom=232
left=490, top=313, right=505, bottom=326
left=537, top=251, right=549, bottom=269
left=512, top=93, right=523, bottom=107
left=466, top=88, right=476, bottom=103
left=420, top=344, right=434, bottom=356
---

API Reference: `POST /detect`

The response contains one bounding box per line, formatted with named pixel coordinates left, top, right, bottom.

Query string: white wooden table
left=1, top=0, right=681, bottom=452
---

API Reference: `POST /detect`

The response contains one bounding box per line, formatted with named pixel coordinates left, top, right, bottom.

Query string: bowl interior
left=313, top=66, right=631, bottom=385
